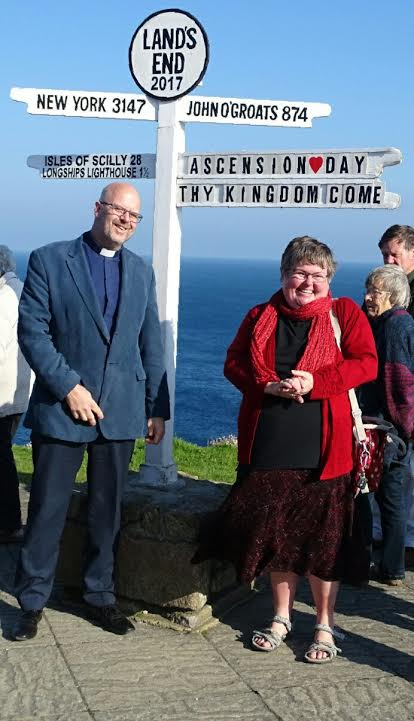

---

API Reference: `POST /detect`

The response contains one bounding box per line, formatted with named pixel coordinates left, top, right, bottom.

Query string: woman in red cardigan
left=200, top=237, right=377, bottom=663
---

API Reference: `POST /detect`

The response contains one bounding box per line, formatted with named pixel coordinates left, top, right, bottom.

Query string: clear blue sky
left=2, top=0, right=413, bottom=262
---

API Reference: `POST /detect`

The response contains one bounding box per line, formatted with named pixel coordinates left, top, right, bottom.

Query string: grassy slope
left=14, top=437, right=238, bottom=486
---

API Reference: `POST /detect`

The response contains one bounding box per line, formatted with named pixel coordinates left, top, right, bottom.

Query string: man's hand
left=65, top=384, right=104, bottom=426
left=146, top=417, right=165, bottom=444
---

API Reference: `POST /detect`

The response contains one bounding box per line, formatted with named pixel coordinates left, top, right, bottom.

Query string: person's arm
left=383, top=318, right=414, bottom=440
left=18, top=249, right=81, bottom=400
left=139, top=268, right=170, bottom=423
left=224, top=306, right=270, bottom=395
left=310, top=298, right=378, bottom=399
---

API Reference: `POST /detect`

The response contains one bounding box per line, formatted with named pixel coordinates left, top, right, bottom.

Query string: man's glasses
left=99, top=201, right=143, bottom=223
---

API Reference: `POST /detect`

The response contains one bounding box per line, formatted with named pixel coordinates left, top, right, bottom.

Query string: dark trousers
left=375, top=451, right=408, bottom=580
left=0, top=413, right=23, bottom=532
left=15, top=433, right=134, bottom=611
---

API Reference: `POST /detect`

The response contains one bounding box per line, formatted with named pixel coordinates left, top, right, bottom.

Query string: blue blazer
left=18, top=236, right=170, bottom=442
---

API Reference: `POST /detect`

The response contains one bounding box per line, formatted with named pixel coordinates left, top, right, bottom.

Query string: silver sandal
left=304, top=623, right=344, bottom=664
left=251, top=614, right=292, bottom=652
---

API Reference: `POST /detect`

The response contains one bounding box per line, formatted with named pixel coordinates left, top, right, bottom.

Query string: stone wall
left=56, top=474, right=250, bottom=631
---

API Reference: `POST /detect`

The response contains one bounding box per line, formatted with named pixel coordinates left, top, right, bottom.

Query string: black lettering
left=329, top=186, right=339, bottom=203
left=229, top=157, right=237, bottom=174
left=357, top=186, right=372, bottom=204
left=225, top=186, right=234, bottom=202
left=37, top=94, right=46, bottom=110
left=255, top=105, right=263, bottom=120
left=191, top=186, right=200, bottom=202
left=239, top=103, right=247, bottom=119
left=216, top=157, right=224, bottom=174
left=174, top=53, right=185, bottom=73
left=231, top=103, right=239, bottom=119
left=326, top=157, right=335, bottom=173
left=266, top=185, right=274, bottom=202
left=242, top=157, right=251, bottom=174
left=143, top=30, right=150, bottom=49
left=280, top=186, right=289, bottom=202
left=297, top=156, right=306, bottom=174
left=270, top=105, right=278, bottom=120
left=256, top=157, right=264, bottom=174
left=189, top=158, right=198, bottom=174
left=179, top=186, right=187, bottom=202
left=152, top=28, right=162, bottom=49
left=345, top=186, right=355, bottom=203
left=252, top=186, right=261, bottom=202
left=307, top=186, right=319, bottom=203
left=204, top=186, right=213, bottom=200
left=373, top=186, right=382, bottom=204
left=162, top=28, right=174, bottom=49
left=152, top=53, right=163, bottom=74
left=340, top=157, right=349, bottom=174
left=294, top=186, right=304, bottom=203
left=204, top=157, right=211, bottom=174
left=355, top=156, right=365, bottom=173
left=186, top=27, right=197, bottom=49
left=175, top=28, right=186, bottom=49
left=283, top=157, right=292, bottom=173
left=221, top=103, right=229, bottom=118
left=247, top=104, right=256, bottom=119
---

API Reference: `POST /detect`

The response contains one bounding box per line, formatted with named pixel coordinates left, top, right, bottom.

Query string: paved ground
left=1, top=488, right=414, bottom=721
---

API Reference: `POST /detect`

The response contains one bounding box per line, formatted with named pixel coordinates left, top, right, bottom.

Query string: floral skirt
left=193, top=468, right=369, bottom=585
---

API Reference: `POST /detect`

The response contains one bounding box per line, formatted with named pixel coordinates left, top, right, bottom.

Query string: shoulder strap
left=329, top=309, right=367, bottom=443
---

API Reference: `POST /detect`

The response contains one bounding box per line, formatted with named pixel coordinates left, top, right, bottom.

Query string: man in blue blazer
left=13, top=183, right=170, bottom=639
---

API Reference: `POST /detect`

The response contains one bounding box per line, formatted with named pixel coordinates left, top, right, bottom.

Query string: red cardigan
left=224, top=297, right=378, bottom=480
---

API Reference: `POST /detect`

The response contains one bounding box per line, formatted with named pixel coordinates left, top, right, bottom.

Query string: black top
left=250, top=315, right=322, bottom=469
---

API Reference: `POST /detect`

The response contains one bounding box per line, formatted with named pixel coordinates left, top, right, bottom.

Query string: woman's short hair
left=0, top=245, right=16, bottom=276
left=365, top=265, right=411, bottom=308
left=280, top=236, right=337, bottom=280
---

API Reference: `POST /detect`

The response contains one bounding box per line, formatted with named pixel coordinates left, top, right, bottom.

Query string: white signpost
left=10, top=9, right=402, bottom=489
left=27, top=154, right=156, bottom=180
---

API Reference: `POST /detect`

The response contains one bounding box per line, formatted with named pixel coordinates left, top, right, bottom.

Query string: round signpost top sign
left=129, top=9, right=209, bottom=102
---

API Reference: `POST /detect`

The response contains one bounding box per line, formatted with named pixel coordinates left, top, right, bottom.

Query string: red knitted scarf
left=250, top=290, right=337, bottom=383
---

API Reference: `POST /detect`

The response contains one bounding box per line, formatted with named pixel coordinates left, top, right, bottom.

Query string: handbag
left=329, top=310, right=406, bottom=494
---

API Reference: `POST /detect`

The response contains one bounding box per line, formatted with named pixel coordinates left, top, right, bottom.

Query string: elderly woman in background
left=359, top=265, right=414, bottom=585
left=195, top=236, right=377, bottom=664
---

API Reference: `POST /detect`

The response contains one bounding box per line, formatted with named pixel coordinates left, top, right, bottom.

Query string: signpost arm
left=139, top=101, right=185, bottom=488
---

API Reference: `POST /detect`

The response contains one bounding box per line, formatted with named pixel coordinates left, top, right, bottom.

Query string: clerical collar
left=83, top=231, right=121, bottom=257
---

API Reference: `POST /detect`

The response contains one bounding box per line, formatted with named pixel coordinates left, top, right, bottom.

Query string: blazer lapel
left=113, top=250, right=146, bottom=340
left=66, top=236, right=110, bottom=343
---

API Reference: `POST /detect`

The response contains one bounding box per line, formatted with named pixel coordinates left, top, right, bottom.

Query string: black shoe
left=86, top=604, right=135, bottom=635
left=12, top=610, right=43, bottom=641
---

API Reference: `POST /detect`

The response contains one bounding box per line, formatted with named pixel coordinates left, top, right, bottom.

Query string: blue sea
left=13, top=253, right=373, bottom=446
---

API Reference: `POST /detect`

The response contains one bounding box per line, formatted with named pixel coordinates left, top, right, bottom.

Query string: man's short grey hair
left=366, top=265, right=411, bottom=308
left=0, top=245, right=16, bottom=276
left=379, top=224, right=414, bottom=251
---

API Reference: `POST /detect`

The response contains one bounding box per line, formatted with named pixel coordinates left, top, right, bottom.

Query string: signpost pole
left=138, top=100, right=186, bottom=488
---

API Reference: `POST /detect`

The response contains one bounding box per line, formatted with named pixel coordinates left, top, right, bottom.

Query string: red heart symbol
left=309, top=156, right=323, bottom=173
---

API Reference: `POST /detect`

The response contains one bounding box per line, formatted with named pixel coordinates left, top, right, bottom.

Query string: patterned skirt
left=193, top=468, right=369, bottom=585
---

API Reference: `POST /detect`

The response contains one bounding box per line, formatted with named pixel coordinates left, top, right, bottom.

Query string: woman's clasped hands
left=265, top=370, right=314, bottom=404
